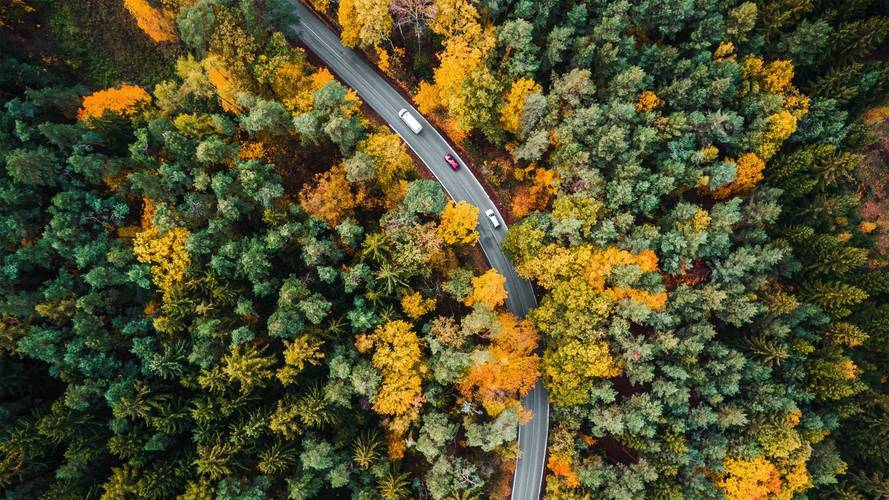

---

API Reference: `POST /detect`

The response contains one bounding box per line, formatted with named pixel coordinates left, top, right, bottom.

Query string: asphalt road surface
left=286, top=2, right=549, bottom=498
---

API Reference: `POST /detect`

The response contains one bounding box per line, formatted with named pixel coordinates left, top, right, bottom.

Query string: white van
left=398, top=109, right=423, bottom=134
left=484, top=209, right=501, bottom=228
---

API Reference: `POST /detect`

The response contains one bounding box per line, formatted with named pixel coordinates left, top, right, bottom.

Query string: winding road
left=286, top=2, right=549, bottom=498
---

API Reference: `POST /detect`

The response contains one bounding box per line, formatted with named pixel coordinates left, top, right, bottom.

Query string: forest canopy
left=2, top=0, right=889, bottom=499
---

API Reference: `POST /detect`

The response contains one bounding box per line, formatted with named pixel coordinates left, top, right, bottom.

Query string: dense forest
left=0, top=1, right=537, bottom=498
left=2, top=0, right=889, bottom=499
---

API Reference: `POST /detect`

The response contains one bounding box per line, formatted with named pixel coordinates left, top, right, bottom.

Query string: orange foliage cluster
left=299, top=165, right=363, bottom=227
left=635, top=90, right=663, bottom=113
left=457, top=313, right=539, bottom=416
left=512, top=167, right=556, bottom=217
left=239, top=142, right=267, bottom=160
left=464, top=269, right=508, bottom=309
left=547, top=453, right=580, bottom=488
left=123, top=0, right=178, bottom=42
left=77, top=84, right=151, bottom=121
left=712, top=152, right=766, bottom=199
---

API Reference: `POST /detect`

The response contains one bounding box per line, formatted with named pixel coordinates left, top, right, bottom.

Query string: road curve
left=286, top=2, right=548, bottom=498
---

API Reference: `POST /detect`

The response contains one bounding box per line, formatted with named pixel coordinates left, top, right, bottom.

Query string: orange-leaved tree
left=77, top=84, right=151, bottom=121
left=123, top=0, right=178, bottom=42
left=299, top=165, right=360, bottom=227
left=464, top=269, right=507, bottom=309
left=458, top=313, right=539, bottom=416
left=512, top=167, right=556, bottom=217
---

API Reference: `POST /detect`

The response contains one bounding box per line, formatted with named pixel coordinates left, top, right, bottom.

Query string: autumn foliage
left=299, top=164, right=360, bottom=226
left=437, top=199, right=479, bottom=245
left=464, top=269, right=508, bottom=309
left=366, top=320, right=425, bottom=457
left=123, top=0, right=178, bottom=42
left=501, top=78, right=541, bottom=134
left=458, top=313, right=539, bottom=416
left=133, top=225, right=191, bottom=296
left=77, top=84, right=151, bottom=121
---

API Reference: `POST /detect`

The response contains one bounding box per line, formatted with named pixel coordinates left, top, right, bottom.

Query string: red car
left=444, top=153, right=460, bottom=170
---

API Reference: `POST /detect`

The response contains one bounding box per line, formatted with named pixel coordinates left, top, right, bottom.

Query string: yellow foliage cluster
left=543, top=337, right=621, bottom=406
left=521, top=244, right=666, bottom=311
left=375, top=46, right=404, bottom=78
left=359, top=131, right=413, bottom=193
left=699, top=144, right=720, bottom=162
left=717, top=455, right=782, bottom=500
left=276, top=335, right=325, bottom=384
left=338, top=0, right=392, bottom=48
left=77, top=84, right=151, bottom=121
left=427, top=0, right=496, bottom=133
left=123, top=0, right=177, bottom=43
left=718, top=410, right=816, bottom=500
left=635, top=90, right=664, bottom=113
left=401, top=292, right=436, bottom=319
left=306, top=0, right=330, bottom=12
left=740, top=56, right=809, bottom=160
left=464, top=269, right=508, bottom=309
left=133, top=225, right=191, bottom=296
left=367, top=320, right=425, bottom=458
left=712, top=152, right=767, bottom=199
left=414, top=81, right=441, bottom=114
left=501, top=78, right=541, bottom=134
left=714, top=41, right=736, bottom=60
left=437, top=200, right=480, bottom=245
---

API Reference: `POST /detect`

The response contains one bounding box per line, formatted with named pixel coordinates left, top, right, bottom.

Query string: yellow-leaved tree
left=501, top=77, right=541, bottom=134
left=133, top=200, right=191, bottom=297
left=338, top=0, right=392, bottom=48
left=401, top=292, right=436, bottom=319
left=366, top=320, right=425, bottom=459
left=437, top=200, right=479, bottom=245
left=426, top=0, right=496, bottom=133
